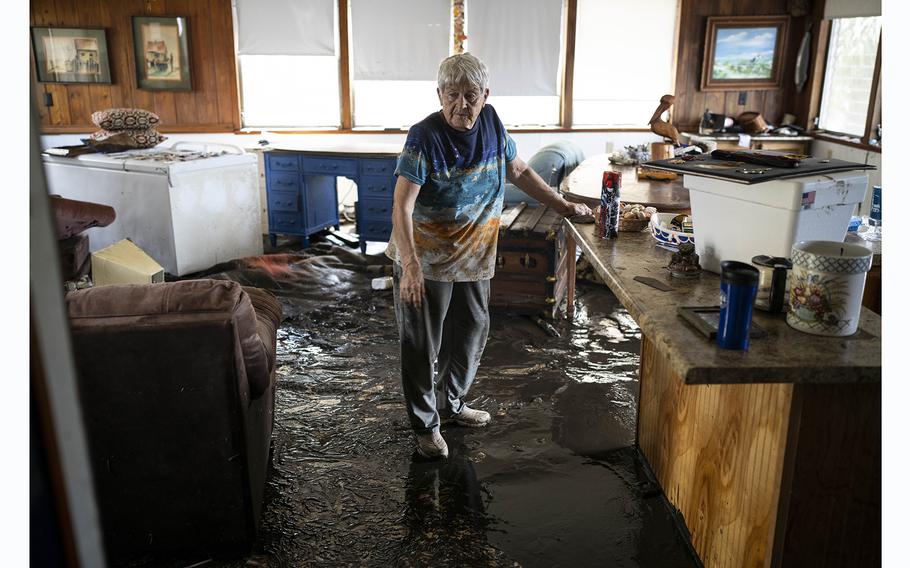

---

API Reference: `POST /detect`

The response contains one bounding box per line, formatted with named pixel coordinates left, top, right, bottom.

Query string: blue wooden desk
left=264, top=143, right=402, bottom=251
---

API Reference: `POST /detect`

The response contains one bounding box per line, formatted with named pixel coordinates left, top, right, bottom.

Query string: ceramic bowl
left=649, top=212, right=695, bottom=247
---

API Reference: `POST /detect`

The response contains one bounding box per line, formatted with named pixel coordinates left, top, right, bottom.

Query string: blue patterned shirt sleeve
left=395, top=138, right=429, bottom=186
left=504, top=131, right=517, bottom=163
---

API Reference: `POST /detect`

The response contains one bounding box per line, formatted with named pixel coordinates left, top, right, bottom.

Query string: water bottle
left=860, top=185, right=882, bottom=241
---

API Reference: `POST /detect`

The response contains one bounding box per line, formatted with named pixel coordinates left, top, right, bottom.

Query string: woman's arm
left=506, top=156, right=591, bottom=217
left=390, top=176, right=426, bottom=308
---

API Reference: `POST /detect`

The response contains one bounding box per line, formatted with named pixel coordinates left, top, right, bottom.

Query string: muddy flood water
left=136, top=243, right=701, bottom=568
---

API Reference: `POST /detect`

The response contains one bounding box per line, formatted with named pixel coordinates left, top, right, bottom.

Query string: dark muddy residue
left=126, top=245, right=700, bottom=568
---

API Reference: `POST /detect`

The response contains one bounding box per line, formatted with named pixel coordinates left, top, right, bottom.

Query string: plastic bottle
left=860, top=185, right=882, bottom=241
left=371, top=276, right=394, bottom=290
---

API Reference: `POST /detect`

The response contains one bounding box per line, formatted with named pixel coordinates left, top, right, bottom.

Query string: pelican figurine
left=648, top=94, right=681, bottom=145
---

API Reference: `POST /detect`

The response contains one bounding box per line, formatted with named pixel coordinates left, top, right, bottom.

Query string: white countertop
left=265, top=141, right=403, bottom=156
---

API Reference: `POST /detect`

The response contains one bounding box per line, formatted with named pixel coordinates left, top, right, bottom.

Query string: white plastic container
left=371, top=276, right=393, bottom=290
left=685, top=171, right=868, bottom=273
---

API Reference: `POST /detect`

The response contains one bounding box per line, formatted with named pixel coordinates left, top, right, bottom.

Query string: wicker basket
left=594, top=206, right=652, bottom=233
left=619, top=216, right=650, bottom=232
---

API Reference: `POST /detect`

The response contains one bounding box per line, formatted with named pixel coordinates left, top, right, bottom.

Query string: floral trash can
left=787, top=240, right=873, bottom=336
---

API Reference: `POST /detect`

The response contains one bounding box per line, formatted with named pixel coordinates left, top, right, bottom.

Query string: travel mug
left=751, top=255, right=792, bottom=313
left=717, top=260, right=760, bottom=350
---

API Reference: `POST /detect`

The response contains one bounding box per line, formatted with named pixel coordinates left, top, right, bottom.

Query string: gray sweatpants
left=392, top=263, right=491, bottom=433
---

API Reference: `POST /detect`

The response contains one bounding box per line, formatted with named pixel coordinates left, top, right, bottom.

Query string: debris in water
left=532, top=315, right=561, bottom=338
left=129, top=240, right=702, bottom=568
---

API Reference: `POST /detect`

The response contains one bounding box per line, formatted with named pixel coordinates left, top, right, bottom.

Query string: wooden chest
left=491, top=204, right=569, bottom=318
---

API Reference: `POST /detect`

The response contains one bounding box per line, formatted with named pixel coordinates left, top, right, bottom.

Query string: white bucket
left=786, top=240, right=872, bottom=336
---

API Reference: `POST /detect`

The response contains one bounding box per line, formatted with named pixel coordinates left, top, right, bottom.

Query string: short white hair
left=437, top=52, right=489, bottom=92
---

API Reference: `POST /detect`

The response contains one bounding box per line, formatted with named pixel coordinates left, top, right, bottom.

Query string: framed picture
left=31, top=27, right=112, bottom=84
left=701, top=16, right=789, bottom=91
left=132, top=16, right=192, bottom=91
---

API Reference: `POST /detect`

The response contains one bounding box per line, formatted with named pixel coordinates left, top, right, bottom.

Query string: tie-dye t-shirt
left=386, top=105, right=517, bottom=282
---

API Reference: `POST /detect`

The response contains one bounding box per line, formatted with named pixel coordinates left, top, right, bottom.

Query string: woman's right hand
left=400, top=262, right=426, bottom=308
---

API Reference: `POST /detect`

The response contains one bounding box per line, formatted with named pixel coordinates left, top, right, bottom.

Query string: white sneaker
left=416, top=430, right=449, bottom=459
left=447, top=405, right=492, bottom=428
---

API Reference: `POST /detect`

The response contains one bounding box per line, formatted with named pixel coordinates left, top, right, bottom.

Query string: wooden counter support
left=772, top=381, right=881, bottom=567
left=638, top=335, right=794, bottom=567
left=566, top=229, right=576, bottom=318
left=565, top=221, right=881, bottom=568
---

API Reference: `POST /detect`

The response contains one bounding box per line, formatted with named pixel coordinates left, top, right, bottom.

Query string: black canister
left=751, top=255, right=792, bottom=313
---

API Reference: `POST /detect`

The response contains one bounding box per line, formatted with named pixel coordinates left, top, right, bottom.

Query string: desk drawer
left=267, top=172, right=299, bottom=192
left=358, top=198, right=393, bottom=222
left=301, top=156, right=357, bottom=176
left=360, top=219, right=392, bottom=240
left=271, top=211, right=302, bottom=232
left=267, top=153, right=299, bottom=172
left=359, top=175, right=395, bottom=198
left=360, top=158, right=397, bottom=176
left=269, top=190, right=300, bottom=213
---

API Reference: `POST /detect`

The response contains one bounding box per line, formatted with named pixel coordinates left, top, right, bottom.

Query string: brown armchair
left=50, top=194, right=116, bottom=281
left=65, top=279, right=282, bottom=561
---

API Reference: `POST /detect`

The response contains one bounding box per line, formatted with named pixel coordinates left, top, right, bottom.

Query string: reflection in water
left=396, top=434, right=507, bottom=567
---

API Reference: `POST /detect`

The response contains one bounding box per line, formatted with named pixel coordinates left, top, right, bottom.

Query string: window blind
left=235, top=0, right=335, bottom=56
left=468, top=0, right=563, bottom=96
left=824, top=0, right=881, bottom=19
left=572, top=0, right=677, bottom=126
left=350, top=0, right=450, bottom=81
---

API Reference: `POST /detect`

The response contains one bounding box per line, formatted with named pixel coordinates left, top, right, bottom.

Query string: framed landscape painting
left=701, top=16, right=789, bottom=91
left=31, top=27, right=112, bottom=84
left=132, top=16, right=192, bottom=91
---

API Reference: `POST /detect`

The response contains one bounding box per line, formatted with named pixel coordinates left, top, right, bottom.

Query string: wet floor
left=132, top=240, right=701, bottom=568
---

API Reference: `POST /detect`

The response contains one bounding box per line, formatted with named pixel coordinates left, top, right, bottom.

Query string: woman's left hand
left=560, top=201, right=592, bottom=218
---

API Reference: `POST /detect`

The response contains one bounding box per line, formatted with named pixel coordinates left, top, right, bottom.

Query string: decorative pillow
left=87, top=128, right=167, bottom=149
left=91, top=108, right=160, bottom=130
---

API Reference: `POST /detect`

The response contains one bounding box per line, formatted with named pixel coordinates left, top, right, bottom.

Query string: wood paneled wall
left=31, top=0, right=239, bottom=133
left=671, top=0, right=813, bottom=131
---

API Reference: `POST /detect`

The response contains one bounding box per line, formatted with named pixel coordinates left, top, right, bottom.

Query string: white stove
left=42, top=142, right=264, bottom=276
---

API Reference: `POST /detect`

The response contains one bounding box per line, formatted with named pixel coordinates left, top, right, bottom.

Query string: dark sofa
left=65, top=279, right=282, bottom=560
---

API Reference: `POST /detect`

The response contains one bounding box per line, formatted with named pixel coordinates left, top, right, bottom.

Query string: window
left=349, top=0, right=449, bottom=128
left=230, top=0, right=681, bottom=130
left=239, top=56, right=340, bottom=128
left=350, top=81, right=440, bottom=129
left=235, top=0, right=340, bottom=128
left=572, top=0, right=678, bottom=127
left=817, top=16, right=881, bottom=138
left=467, top=0, right=563, bottom=127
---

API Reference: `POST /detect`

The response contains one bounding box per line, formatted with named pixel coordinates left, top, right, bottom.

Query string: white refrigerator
left=42, top=143, right=263, bottom=276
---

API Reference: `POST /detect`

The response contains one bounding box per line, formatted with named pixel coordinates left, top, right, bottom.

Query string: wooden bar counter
left=564, top=222, right=881, bottom=568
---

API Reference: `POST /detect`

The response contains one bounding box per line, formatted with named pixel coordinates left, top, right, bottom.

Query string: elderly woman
left=387, top=52, right=591, bottom=459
